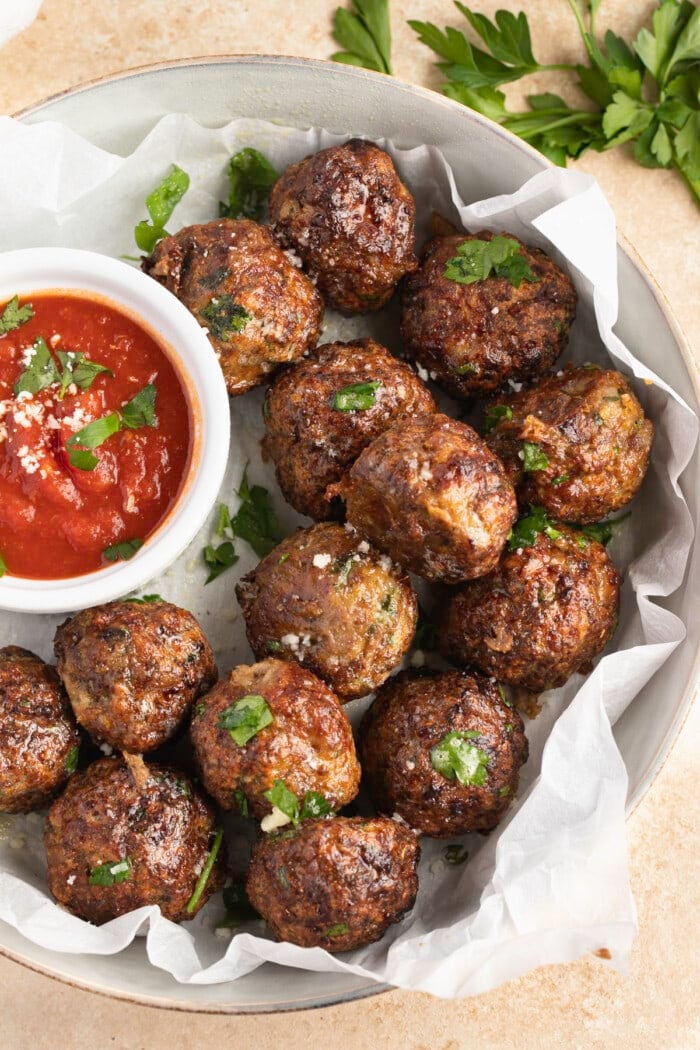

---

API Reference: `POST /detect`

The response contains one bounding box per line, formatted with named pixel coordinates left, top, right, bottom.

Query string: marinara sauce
left=0, top=293, right=192, bottom=579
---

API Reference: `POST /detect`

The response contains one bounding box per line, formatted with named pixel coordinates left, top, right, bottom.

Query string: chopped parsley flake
left=89, top=857, right=132, bottom=886
left=134, top=165, right=190, bottom=254
left=483, top=404, right=513, bottom=433
left=103, top=538, right=143, bottom=562
left=200, top=296, right=251, bottom=341
left=430, top=731, right=490, bottom=786
left=325, top=923, right=351, bottom=938
left=444, top=236, right=539, bottom=288
left=218, top=694, right=273, bottom=746
left=186, top=826, right=224, bottom=914
left=507, top=506, right=561, bottom=551
left=0, top=295, right=33, bottom=335
left=521, top=441, right=549, bottom=472
left=331, top=380, right=381, bottom=411
left=443, top=843, right=469, bottom=865
left=219, top=148, right=277, bottom=220
left=64, top=744, right=79, bottom=774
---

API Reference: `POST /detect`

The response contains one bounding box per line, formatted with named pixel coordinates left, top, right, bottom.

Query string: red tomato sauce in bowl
left=0, top=293, right=192, bottom=579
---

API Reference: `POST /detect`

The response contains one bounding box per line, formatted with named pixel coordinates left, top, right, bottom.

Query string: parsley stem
left=186, top=826, right=223, bottom=915
left=506, top=111, right=601, bottom=139
left=564, top=0, right=594, bottom=59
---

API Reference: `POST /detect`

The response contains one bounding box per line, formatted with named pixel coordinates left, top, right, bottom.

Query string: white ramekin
left=0, top=247, right=230, bottom=613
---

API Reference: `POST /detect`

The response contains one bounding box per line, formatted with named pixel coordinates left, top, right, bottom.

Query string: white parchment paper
left=0, top=115, right=697, bottom=998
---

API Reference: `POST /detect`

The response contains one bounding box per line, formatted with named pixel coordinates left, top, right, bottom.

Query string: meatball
left=484, top=365, right=654, bottom=522
left=263, top=338, right=436, bottom=520
left=143, top=218, right=322, bottom=395
left=236, top=522, right=417, bottom=700
left=54, top=599, right=217, bottom=753
left=191, top=658, right=360, bottom=819
left=0, top=647, right=80, bottom=813
left=359, top=670, right=528, bottom=837
left=440, top=524, right=621, bottom=693
left=246, top=816, right=419, bottom=951
left=269, top=139, right=418, bottom=314
left=334, top=413, right=517, bottom=583
left=44, top=758, right=224, bottom=924
left=400, top=231, right=577, bottom=398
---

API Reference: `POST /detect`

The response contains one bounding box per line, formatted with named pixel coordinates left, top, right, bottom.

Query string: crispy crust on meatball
left=262, top=338, right=437, bottom=520
left=142, top=218, right=323, bottom=395
left=269, top=139, right=418, bottom=315
left=359, top=670, right=528, bottom=837
left=235, top=522, right=417, bottom=701
left=440, top=526, right=621, bottom=692
left=191, top=659, right=360, bottom=818
left=334, top=413, right=517, bottom=583
left=400, top=231, right=577, bottom=397
left=246, top=816, right=420, bottom=951
left=0, top=647, right=80, bottom=813
left=484, top=365, right=654, bottom=523
left=54, top=600, right=217, bottom=753
left=44, top=758, right=224, bottom=924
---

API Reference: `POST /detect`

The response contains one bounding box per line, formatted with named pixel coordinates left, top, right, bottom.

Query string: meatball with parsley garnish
left=483, top=364, right=654, bottom=523
left=54, top=599, right=217, bottom=753
left=333, top=413, right=517, bottom=583
left=359, top=669, right=527, bottom=838
left=246, top=816, right=420, bottom=952
left=44, top=757, right=224, bottom=924
left=235, top=522, right=417, bottom=701
left=440, top=510, right=621, bottom=693
left=142, top=218, right=323, bottom=395
left=0, top=647, right=80, bottom=814
left=191, top=658, right=360, bottom=822
left=400, top=231, right=577, bottom=398
left=269, top=139, right=418, bottom=314
left=262, top=338, right=436, bottom=521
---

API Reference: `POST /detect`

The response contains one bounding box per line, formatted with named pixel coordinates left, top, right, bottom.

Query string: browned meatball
left=143, top=218, right=322, bottom=395
left=440, top=524, right=621, bottom=693
left=54, top=600, right=217, bottom=753
left=0, top=647, right=80, bottom=813
left=484, top=365, right=654, bottom=523
left=400, top=231, right=577, bottom=398
left=334, top=413, right=517, bottom=583
left=360, top=670, right=527, bottom=838
left=236, top=522, right=417, bottom=700
left=263, top=338, right=437, bottom=520
left=269, top=139, right=418, bottom=314
left=190, top=659, right=360, bottom=819
left=44, top=758, right=224, bottom=924
left=246, top=816, right=419, bottom=951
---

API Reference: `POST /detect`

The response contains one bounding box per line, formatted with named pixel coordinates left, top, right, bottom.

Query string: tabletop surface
left=1, top=2, right=698, bottom=1047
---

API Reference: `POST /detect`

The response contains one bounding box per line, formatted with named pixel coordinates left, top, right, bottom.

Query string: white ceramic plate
left=2, top=56, right=699, bottom=1013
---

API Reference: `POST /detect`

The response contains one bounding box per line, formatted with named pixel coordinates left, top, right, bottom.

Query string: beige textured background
left=1, top=2, right=698, bottom=1047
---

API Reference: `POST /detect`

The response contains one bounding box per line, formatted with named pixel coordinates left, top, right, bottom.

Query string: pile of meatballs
left=0, top=139, right=654, bottom=955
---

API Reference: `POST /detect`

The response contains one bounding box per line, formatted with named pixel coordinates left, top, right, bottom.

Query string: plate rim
left=5, top=52, right=699, bottom=1014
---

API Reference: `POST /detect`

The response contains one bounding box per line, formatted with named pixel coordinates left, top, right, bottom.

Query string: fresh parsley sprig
left=263, top=779, right=333, bottom=827
left=410, top=1, right=700, bottom=205
left=134, top=165, right=190, bottom=254
left=14, top=339, right=111, bottom=399
left=331, top=0, right=393, bottom=74
left=444, top=235, right=539, bottom=287
left=202, top=467, right=282, bottom=584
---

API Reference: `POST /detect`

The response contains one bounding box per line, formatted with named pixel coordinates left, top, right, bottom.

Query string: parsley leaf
left=186, top=826, right=224, bottom=915
left=507, top=506, right=562, bottom=550
left=64, top=744, right=79, bottom=774
left=230, top=466, right=282, bottom=558
left=203, top=541, right=239, bottom=584
left=219, top=148, right=277, bottom=220
left=122, top=593, right=163, bottom=604
left=89, top=857, right=132, bottom=886
left=56, top=351, right=112, bottom=400
left=326, top=923, right=351, bottom=938
left=200, top=296, right=251, bottom=341
left=65, top=383, right=157, bottom=470
left=521, top=441, right=549, bottom=472
left=483, top=403, right=513, bottom=433
left=134, top=165, right=190, bottom=254
left=103, top=538, right=143, bottom=562
left=0, top=296, right=33, bottom=335
left=332, top=0, right=393, bottom=74
left=218, top=694, right=273, bottom=746
left=430, top=730, right=490, bottom=786
left=578, top=511, right=631, bottom=546
left=262, top=780, right=333, bottom=827
left=13, top=338, right=60, bottom=395
left=444, top=235, right=539, bottom=288
left=331, top=380, right=381, bottom=411
left=443, top=843, right=469, bottom=865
